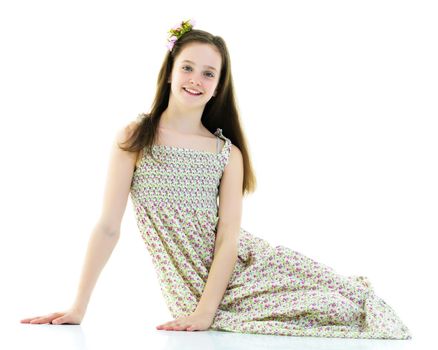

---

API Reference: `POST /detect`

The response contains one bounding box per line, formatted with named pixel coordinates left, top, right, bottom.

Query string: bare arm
left=194, top=145, right=244, bottom=316
left=72, top=121, right=139, bottom=313
left=21, top=121, right=140, bottom=324
left=70, top=223, right=120, bottom=315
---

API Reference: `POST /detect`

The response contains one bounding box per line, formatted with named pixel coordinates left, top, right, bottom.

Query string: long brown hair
left=119, top=28, right=257, bottom=196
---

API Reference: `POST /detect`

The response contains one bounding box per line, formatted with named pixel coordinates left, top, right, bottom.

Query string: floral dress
left=129, top=128, right=412, bottom=339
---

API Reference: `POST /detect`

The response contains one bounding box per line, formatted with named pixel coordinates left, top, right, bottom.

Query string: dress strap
left=214, top=128, right=230, bottom=146
left=213, top=128, right=232, bottom=167
left=216, top=134, right=221, bottom=154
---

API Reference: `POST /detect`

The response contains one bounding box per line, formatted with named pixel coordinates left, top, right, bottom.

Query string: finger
left=51, top=317, right=65, bottom=325
left=171, top=325, right=183, bottom=330
left=157, top=321, right=173, bottom=328
left=29, top=318, right=51, bottom=324
left=25, top=315, right=55, bottom=322
left=165, top=322, right=183, bottom=331
left=174, top=323, right=190, bottom=331
left=157, top=323, right=173, bottom=330
left=162, top=322, right=177, bottom=329
left=21, top=317, right=42, bottom=323
left=29, top=314, right=59, bottom=324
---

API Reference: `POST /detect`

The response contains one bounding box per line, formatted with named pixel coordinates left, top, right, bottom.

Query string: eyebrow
left=181, top=60, right=218, bottom=72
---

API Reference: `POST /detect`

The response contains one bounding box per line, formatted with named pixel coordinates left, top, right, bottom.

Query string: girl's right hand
left=20, top=307, right=85, bottom=325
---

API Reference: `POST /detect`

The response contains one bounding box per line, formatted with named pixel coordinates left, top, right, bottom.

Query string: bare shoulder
left=97, top=120, right=141, bottom=235
left=216, top=143, right=243, bottom=244
left=219, top=144, right=244, bottom=194
left=224, top=144, right=243, bottom=174
left=120, top=120, right=140, bottom=140
left=111, top=120, right=141, bottom=168
left=229, top=144, right=243, bottom=162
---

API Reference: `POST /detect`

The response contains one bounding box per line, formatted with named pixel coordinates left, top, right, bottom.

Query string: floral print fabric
left=130, top=128, right=412, bottom=339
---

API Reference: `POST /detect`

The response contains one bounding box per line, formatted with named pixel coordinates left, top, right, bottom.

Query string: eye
left=182, top=65, right=215, bottom=78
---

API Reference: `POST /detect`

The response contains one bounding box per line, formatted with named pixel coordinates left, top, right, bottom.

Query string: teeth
left=185, top=88, right=201, bottom=95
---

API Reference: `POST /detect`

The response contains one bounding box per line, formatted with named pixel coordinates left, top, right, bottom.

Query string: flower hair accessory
left=166, top=19, right=196, bottom=52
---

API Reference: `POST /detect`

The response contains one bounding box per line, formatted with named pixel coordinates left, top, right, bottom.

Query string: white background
left=0, top=0, right=436, bottom=349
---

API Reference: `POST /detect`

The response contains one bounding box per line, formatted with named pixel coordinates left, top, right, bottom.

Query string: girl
left=21, top=19, right=411, bottom=339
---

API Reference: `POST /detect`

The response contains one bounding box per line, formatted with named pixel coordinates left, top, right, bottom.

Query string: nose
left=189, top=77, right=201, bottom=87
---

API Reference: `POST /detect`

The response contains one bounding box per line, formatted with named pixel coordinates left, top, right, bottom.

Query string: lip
left=183, top=87, right=203, bottom=95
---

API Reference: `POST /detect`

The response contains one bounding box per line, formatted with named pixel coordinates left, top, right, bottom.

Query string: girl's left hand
left=156, top=311, right=214, bottom=331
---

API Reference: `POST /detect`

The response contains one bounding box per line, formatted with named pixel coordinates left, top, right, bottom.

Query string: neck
left=159, top=105, right=205, bottom=134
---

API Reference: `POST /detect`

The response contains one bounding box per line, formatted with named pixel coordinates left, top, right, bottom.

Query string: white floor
left=4, top=321, right=421, bottom=350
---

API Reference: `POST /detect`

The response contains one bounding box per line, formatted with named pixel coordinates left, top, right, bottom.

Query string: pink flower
left=166, top=40, right=176, bottom=51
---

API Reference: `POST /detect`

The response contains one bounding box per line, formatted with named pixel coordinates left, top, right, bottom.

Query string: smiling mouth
left=183, top=87, right=203, bottom=96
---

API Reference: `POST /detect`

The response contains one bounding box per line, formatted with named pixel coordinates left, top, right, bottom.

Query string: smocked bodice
left=130, top=128, right=232, bottom=212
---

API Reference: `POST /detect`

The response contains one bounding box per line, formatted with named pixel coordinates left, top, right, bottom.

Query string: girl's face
left=168, top=42, right=222, bottom=108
